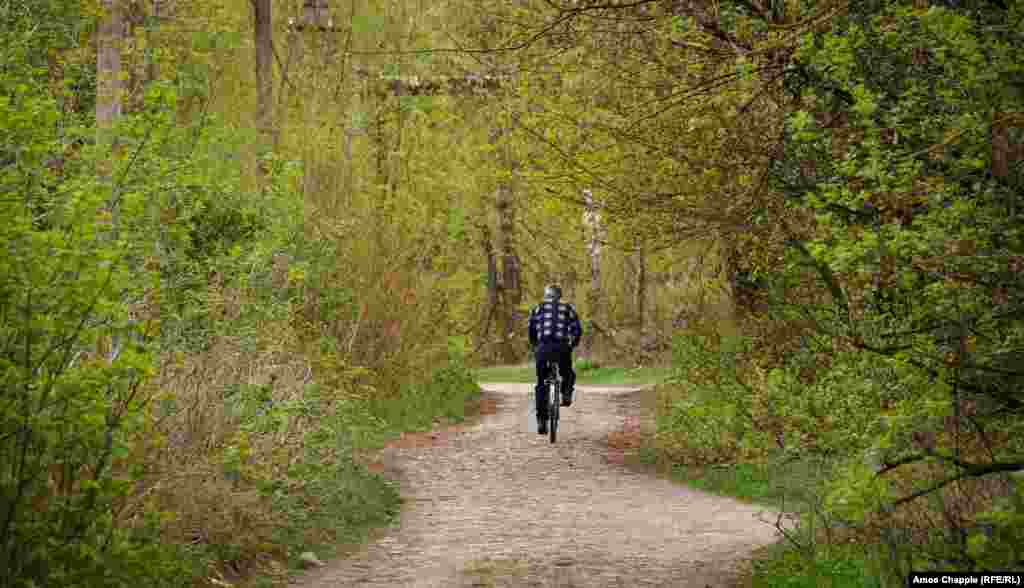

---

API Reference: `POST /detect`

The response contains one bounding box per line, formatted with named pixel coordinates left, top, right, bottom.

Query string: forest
left=1, top=0, right=1022, bottom=586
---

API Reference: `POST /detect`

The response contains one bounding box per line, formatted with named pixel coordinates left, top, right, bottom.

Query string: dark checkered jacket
left=528, top=300, right=583, bottom=349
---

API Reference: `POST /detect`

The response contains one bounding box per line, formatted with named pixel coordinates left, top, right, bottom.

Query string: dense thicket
left=492, top=0, right=1024, bottom=579
left=1, top=1, right=480, bottom=586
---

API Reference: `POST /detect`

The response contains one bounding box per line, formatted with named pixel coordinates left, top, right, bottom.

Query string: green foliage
left=0, top=8, right=197, bottom=585
left=269, top=455, right=401, bottom=561
left=752, top=543, right=882, bottom=588
left=574, top=358, right=600, bottom=373
left=968, top=476, right=1024, bottom=569
left=777, top=0, right=1023, bottom=529
left=351, top=14, right=386, bottom=34
left=235, top=355, right=477, bottom=574
left=653, top=0, right=1024, bottom=578
left=0, top=3, right=325, bottom=583
left=366, top=358, right=480, bottom=433
left=658, top=334, right=770, bottom=464
left=242, top=379, right=401, bottom=554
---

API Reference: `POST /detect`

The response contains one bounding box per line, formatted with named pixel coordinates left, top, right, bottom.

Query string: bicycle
left=542, top=360, right=561, bottom=443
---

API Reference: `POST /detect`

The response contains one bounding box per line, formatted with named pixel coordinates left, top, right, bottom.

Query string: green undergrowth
left=475, top=360, right=671, bottom=387
left=747, top=542, right=884, bottom=588
left=641, top=431, right=884, bottom=588
left=366, top=362, right=483, bottom=438
left=642, top=452, right=828, bottom=513
left=267, top=457, right=402, bottom=577
left=263, top=359, right=482, bottom=586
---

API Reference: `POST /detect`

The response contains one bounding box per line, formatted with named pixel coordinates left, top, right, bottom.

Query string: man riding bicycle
left=528, top=284, right=583, bottom=435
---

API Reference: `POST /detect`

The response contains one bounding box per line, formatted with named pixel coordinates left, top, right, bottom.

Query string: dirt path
left=290, top=384, right=782, bottom=587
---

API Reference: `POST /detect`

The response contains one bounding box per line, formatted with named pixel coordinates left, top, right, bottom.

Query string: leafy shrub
left=657, top=333, right=772, bottom=464
left=0, top=14, right=209, bottom=584
left=968, top=477, right=1024, bottom=569
left=752, top=544, right=882, bottom=588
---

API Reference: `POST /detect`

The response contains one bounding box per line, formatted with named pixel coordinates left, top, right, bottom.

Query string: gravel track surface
left=290, top=383, right=781, bottom=587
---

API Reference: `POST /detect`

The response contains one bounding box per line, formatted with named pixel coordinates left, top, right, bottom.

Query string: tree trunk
left=389, top=69, right=403, bottom=201
left=144, top=0, right=168, bottom=263
left=717, top=238, right=738, bottom=323
left=488, top=108, right=522, bottom=364
left=372, top=102, right=389, bottom=254
left=253, top=0, right=274, bottom=179
left=96, top=0, right=125, bottom=364
left=583, top=189, right=604, bottom=356
left=300, top=0, right=331, bottom=28
left=375, top=105, right=387, bottom=187
left=623, top=249, right=635, bottom=322
left=147, top=1, right=163, bottom=83
left=48, top=50, right=67, bottom=116
left=97, top=0, right=124, bottom=132
left=496, top=187, right=520, bottom=310
left=634, top=244, right=646, bottom=332
left=479, top=224, right=499, bottom=352
left=282, top=9, right=302, bottom=110
left=992, top=113, right=1023, bottom=182
left=495, top=181, right=521, bottom=363
left=97, top=0, right=124, bottom=236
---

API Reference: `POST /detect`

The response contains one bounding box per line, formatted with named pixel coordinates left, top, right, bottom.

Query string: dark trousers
left=534, top=342, right=575, bottom=419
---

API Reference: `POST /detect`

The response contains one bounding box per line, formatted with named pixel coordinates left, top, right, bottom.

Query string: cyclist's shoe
left=538, top=420, right=548, bottom=435
left=561, top=389, right=573, bottom=407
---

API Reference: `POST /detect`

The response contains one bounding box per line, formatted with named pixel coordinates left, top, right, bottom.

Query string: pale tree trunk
left=623, top=250, right=636, bottom=324
left=389, top=73, right=403, bottom=201
left=384, top=2, right=406, bottom=207
left=583, top=189, right=604, bottom=356
left=302, top=0, right=331, bottom=28
left=97, top=0, right=124, bottom=239
left=145, top=0, right=169, bottom=266
left=343, top=123, right=363, bottom=212
left=717, top=238, right=738, bottom=323
left=479, top=224, right=499, bottom=352
left=321, top=1, right=338, bottom=65
left=97, top=0, right=124, bottom=131
left=294, top=1, right=340, bottom=237
left=623, top=241, right=647, bottom=330
left=96, top=0, right=124, bottom=364
left=376, top=105, right=386, bottom=180
left=253, top=0, right=274, bottom=180
left=389, top=1, right=404, bottom=202
left=492, top=111, right=521, bottom=364
left=147, top=1, right=163, bottom=83
left=321, top=2, right=344, bottom=219
left=371, top=102, right=388, bottom=254
left=496, top=192, right=520, bottom=311
left=622, top=241, right=647, bottom=333
left=634, top=244, right=646, bottom=332
left=495, top=180, right=521, bottom=364
left=283, top=8, right=302, bottom=108
left=298, top=7, right=319, bottom=219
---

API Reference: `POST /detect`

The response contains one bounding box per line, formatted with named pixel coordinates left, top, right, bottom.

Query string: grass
left=475, top=361, right=672, bottom=387
left=641, top=453, right=831, bottom=513
left=639, top=380, right=886, bottom=588
left=746, top=542, right=884, bottom=588
left=636, top=448, right=887, bottom=588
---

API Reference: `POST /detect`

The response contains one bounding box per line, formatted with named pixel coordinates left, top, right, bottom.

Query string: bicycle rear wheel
left=549, top=375, right=559, bottom=443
